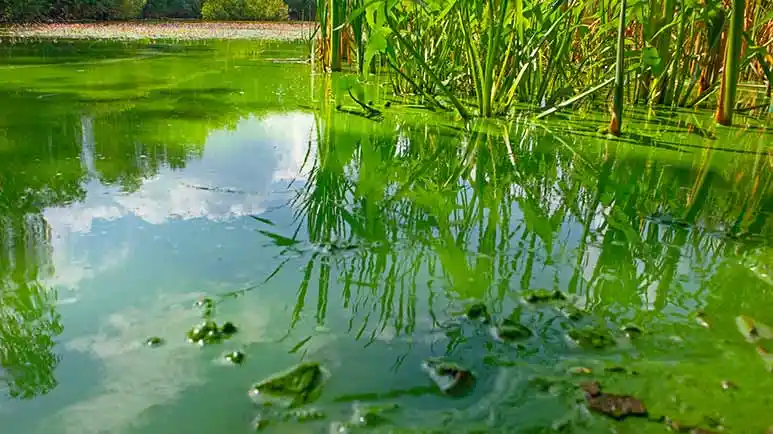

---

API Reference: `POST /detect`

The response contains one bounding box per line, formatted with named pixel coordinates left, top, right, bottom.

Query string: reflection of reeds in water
left=258, top=103, right=773, bottom=349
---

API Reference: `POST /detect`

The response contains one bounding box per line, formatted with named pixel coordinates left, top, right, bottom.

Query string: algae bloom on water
left=145, top=336, right=164, bottom=348
left=224, top=351, right=245, bottom=365
left=522, top=289, right=567, bottom=304
left=187, top=320, right=238, bottom=345
left=491, top=318, right=533, bottom=343
left=464, top=303, right=490, bottom=322
left=421, top=358, right=475, bottom=395
left=248, top=362, right=327, bottom=408
left=567, top=326, right=616, bottom=349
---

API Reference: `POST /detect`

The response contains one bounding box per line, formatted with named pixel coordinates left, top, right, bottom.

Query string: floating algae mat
left=1, top=38, right=773, bottom=434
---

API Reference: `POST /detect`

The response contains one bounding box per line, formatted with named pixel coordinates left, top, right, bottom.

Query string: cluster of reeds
left=314, top=0, right=772, bottom=130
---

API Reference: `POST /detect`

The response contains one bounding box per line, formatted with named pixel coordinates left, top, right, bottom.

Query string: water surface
left=1, top=39, right=773, bottom=434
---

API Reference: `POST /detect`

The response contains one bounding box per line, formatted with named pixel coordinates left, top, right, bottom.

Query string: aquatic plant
left=313, top=0, right=772, bottom=128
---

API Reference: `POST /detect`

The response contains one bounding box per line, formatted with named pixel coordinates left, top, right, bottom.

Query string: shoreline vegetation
left=0, top=21, right=314, bottom=40
left=1, top=0, right=770, bottom=131
left=311, top=0, right=772, bottom=130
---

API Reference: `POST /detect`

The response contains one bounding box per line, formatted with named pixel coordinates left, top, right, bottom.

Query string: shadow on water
left=0, top=39, right=216, bottom=67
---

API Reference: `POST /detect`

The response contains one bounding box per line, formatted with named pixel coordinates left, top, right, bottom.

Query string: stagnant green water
left=1, top=39, right=773, bottom=434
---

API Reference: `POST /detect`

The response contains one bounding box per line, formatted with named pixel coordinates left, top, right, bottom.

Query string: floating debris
left=529, top=376, right=568, bottom=394
left=221, top=321, right=238, bottom=335
left=567, top=366, right=593, bottom=375
left=251, top=414, right=270, bottom=432
left=249, top=362, right=326, bottom=408
left=695, top=311, right=711, bottom=329
left=621, top=324, right=643, bottom=339
left=250, top=407, right=326, bottom=432
left=464, top=303, right=490, bottom=322
left=580, top=381, right=602, bottom=398
left=491, top=318, right=533, bottom=342
left=756, top=344, right=773, bottom=371
left=736, top=315, right=773, bottom=342
left=587, top=392, right=647, bottom=420
left=224, top=351, right=245, bottom=365
left=195, top=297, right=215, bottom=317
left=281, top=408, right=326, bottom=422
left=187, top=320, right=218, bottom=344
left=581, top=381, right=648, bottom=420
left=350, top=402, right=399, bottom=427
left=662, top=417, right=720, bottom=434
left=145, top=337, right=164, bottom=348
left=329, top=421, right=350, bottom=433
left=523, top=289, right=567, bottom=304
left=421, top=359, right=474, bottom=395
left=720, top=380, right=738, bottom=391
left=561, top=305, right=585, bottom=321
left=647, top=212, right=691, bottom=229
left=567, top=327, right=616, bottom=349
left=187, top=320, right=238, bottom=345
left=604, top=366, right=639, bottom=376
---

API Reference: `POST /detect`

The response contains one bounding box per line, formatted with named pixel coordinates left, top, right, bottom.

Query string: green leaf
left=364, top=27, right=390, bottom=74
left=641, top=46, right=664, bottom=76
left=250, top=215, right=275, bottom=226
left=348, top=0, right=385, bottom=25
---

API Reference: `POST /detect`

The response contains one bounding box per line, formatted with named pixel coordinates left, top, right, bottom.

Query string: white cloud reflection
left=47, top=292, right=275, bottom=434
left=43, top=112, right=316, bottom=290
left=47, top=111, right=315, bottom=232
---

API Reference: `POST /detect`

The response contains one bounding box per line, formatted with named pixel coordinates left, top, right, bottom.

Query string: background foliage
left=200, top=0, right=287, bottom=20
left=0, top=0, right=299, bottom=21
left=141, top=0, right=201, bottom=18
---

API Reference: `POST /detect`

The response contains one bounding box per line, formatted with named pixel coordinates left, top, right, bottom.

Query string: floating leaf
left=224, top=351, right=245, bottom=364
left=641, top=46, right=664, bottom=76
left=421, top=359, right=475, bottom=395
left=145, top=337, right=164, bottom=347
left=249, top=362, right=327, bottom=408
left=587, top=393, right=648, bottom=420
left=757, top=345, right=773, bottom=372
left=491, top=319, right=533, bottom=342
left=464, top=303, right=489, bottom=321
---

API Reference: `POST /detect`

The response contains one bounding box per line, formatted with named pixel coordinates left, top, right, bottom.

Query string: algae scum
left=1, top=39, right=772, bottom=434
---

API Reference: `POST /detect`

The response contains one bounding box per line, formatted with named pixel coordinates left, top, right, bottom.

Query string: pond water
left=1, top=39, right=773, bottom=434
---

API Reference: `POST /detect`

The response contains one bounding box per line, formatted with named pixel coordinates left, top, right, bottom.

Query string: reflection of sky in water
left=44, top=112, right=315, bottom=291
left=9, top=112, right=317, bottom=434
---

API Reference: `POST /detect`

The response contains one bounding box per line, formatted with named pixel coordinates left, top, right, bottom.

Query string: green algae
left=0, top=38, right=772, bottom=434
left=249, top=362, right=327, bottom=408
